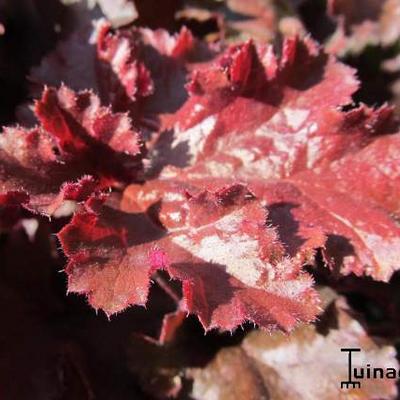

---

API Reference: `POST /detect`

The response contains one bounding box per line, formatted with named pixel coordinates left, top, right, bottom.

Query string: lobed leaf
left=0, top=85, right=143, bottom=215
left=59, top=183, right=320, bottom=331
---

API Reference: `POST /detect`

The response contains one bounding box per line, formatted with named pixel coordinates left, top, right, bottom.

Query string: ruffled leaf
left=59, top=183, right=320, bottom=331
left=0, top=85, right=143, bottom=215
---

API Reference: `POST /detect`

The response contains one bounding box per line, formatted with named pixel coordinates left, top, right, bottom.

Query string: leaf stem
left=154, top=272, right=181, bottom=304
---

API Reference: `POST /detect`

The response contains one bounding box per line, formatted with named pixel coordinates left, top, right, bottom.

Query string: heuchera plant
left=1, top=0, right=400, bottom=398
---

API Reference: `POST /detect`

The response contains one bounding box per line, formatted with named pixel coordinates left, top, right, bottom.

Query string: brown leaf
left=190, top=297, right=399, bottom=400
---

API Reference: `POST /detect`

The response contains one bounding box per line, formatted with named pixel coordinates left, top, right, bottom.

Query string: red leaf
left=96, top=21, right=214, bottom=128
left=156, top=184, right=320, bottom=331
left=59, top=183, right=320, bottom=331
left=58, top=193, right=165, bottom=314
left=55, top=30, right=399, bottom=329
left=286, top=133, right=400, bottom=281
left=150, top=37, right=360, bottom=177
left=0, top=85, right=143, bottom=215
left=150, top=38, right=400, bottom=282
left=29, top=17, right=216, bottom=134
left=96, top=22, right=154, bottom=104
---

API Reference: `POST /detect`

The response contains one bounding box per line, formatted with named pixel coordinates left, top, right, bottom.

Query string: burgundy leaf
left=150, top=38, right=400, bottom=281
left=0, top=85, right=143, bottom=215
left=59, top=183, right=320, bottom=331
left=150, top=36, right=360, bottom=177
left=96, top=21, right=215, bottom=129
left=55, top=29, right=400, bottom=329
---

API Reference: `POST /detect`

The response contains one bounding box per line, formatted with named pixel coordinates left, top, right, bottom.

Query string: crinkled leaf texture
left=40, top=26, right=400, bottom=331
left=190, top=296, right=399, bottom=400
left=155, top=37, right=400, bottom=282
left=95, top=21, right=215, bottom=128
left=59, top=183, right=320, bottom=331
left=29, top=18, right=217, bottom=133
left=0, top=85, right=143, bottom=215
